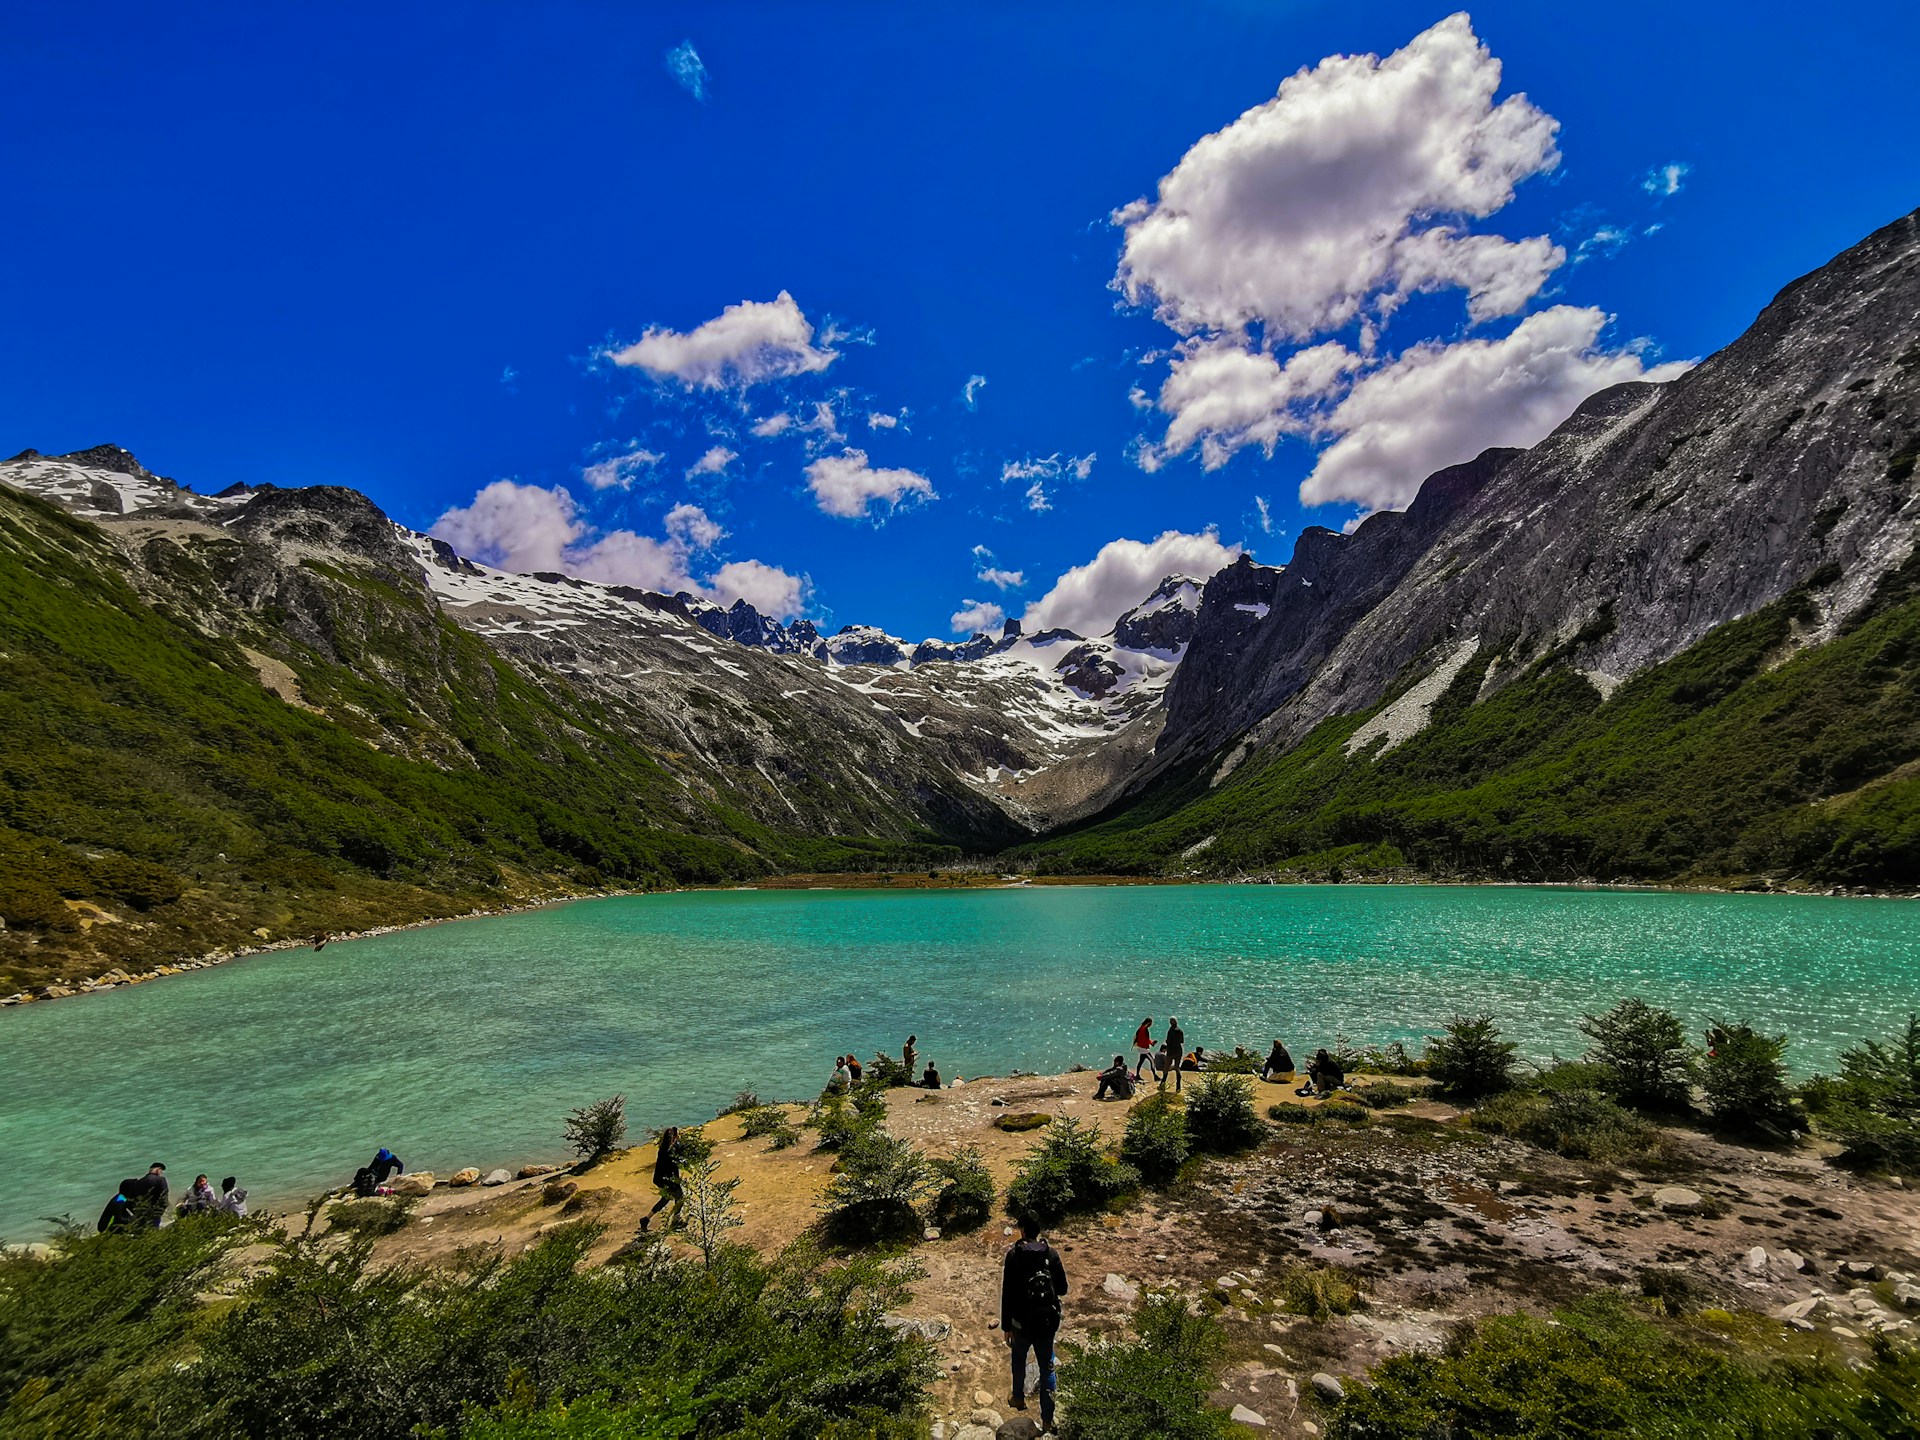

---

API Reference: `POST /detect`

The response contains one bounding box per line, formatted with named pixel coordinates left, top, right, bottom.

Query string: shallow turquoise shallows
left=4, top=883, right=1919, bottom=1240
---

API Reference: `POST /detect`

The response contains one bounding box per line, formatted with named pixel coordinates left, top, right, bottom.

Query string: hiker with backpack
left=639, top=1126, right=684, bottom=1233
left=1000, top=1215, right=1068, bottom=1430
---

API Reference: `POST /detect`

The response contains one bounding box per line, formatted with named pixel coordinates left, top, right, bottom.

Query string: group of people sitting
left=1090, top=1031, right=1351, bottom=1102
left=98, top=1161, right=248, bottom=1232
left=830, top=1035, right=943, bottom=1092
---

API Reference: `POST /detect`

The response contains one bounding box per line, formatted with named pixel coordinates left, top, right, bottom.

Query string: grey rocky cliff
left=1156, top=205, right=1920, bottom=782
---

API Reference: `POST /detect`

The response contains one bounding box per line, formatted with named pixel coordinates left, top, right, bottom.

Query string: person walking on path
left=639, top=1126, right=684, bottom=1233
left=1001, top=1214, right=1068, bottom=1430
left=1131, top=1017, right=1155, bottom=1081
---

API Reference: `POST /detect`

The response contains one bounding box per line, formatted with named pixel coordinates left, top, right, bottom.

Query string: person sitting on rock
left=216, top=1176, right=248, bottom=1218
left=1304, top=1048, right=1345, bottom=1096
left=639, top=1126, right=684, bottom=1233
left=177, top=1174, right=217, bottom=1215
left=1182, top=1047, right=1207, bottom=1072
left=921, top=1061, right=942, bottom=1089
left=1261, top=1038, right=1296, bottom=1082
left=846, top=1053, right=864, bottom=1084
left=830, top=1056, right=852, bottom=1092
left=1094, top=1054, right=1134, bottom=1100
left=1001, top=1214, right=1068, bottom=1431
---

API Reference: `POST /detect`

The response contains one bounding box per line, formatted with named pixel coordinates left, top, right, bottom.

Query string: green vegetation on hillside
left=1020, top=559, right=1920, bottom=886
left=0, top=488, right=956, bottom=989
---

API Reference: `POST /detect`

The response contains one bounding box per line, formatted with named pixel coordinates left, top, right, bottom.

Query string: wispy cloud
left=665, top=40, right=709, bottom=102
left=971, top=544, right=1026, bottom=590
left=1000, top=453, right=1095, bottom=512
left=1253, top=495, right=1275, bottom=535
left=1574, top=225, right=1631, bottom=264
left=1642, top=161, right=1690, bottom=197
left=961, top=374, right=988, bottom=410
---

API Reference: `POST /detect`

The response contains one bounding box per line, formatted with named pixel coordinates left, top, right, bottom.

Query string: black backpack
left=352, top=1166, right=377, bottom=1198
left=1022, top=1243, right=1061, bottom=1326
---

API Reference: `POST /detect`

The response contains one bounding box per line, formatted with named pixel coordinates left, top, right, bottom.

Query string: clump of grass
left=1354, top=1082, right=1417, bottom=1109
left=994, top=1111, right=1053, bottom=1133
left=1472, top=1088, right=1660, bottom=1163
left=1276, top=1263, right=1359, bottom=1320
left=327, top=1196, right=415, bottom=1237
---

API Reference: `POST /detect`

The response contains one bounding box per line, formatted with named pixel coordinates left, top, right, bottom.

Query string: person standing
left=1131, top=1017, right=1155, bottom=1080
left=97, top=1188, right=135, bottom=1233
left=639, top=1126, right=683, bottom=1232
left=1165, top=1018, right=1187, bottom=1094
left=123, top=1163, right=168, bottom=1227
left=902, top=1034, right=918, bottom=1080
left=1001, top=1214, right=1068, bottom=1430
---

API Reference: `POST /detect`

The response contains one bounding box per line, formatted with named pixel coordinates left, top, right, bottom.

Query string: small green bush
left=809, top=1095, right=874, bottom=1153
left=1318, top=1100, right=1373, bottom=1127
left=1701, top=1021, right=1804, bottom=1138
left=1802, top=1015, right=1920, bottom=1171
left=1267, top=1102, right=1321, bottom=1125
left=820, top=1128, right=938, bottom=1245
left=1121, top=1095, right=1190, bottom=1182
left=865, top=1053, right=912, bottom=1088
left=562, top=1094, right=627, bottom=1163
left=1471, top=1088, right=1659, bottom=1162
left=1580, top=998, right=1697, bottom=1113
left=1184, top=1075, right=1264, bottom=1153
left=719, top=1090, right=762, bottom=1116
left=737, top=1105, right=788, bottom=1138
left=1423, top=1014, right=1517, bottom=1100
left=1353, top=1082, right=1416, bottom=1109
left=929, top=1147, right=996, bottom=1232
left=1328, top=1292, right=1920, bottom=1439
left=327, top=1196, right=416, bottom=1237
left=1056, top=1294, right=1233, bottom=1440
left=1005, top=1118, right=1139, bottom=1225
left=1203, top=1047, right=1259, bottom=1074
left=1355, top=1040, right=1426, bottom=1076
left=1276, top=1263, right=1359, bottom=1319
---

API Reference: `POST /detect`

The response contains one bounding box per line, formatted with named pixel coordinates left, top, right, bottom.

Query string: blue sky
left=5, top=2, right=1917, bottom=640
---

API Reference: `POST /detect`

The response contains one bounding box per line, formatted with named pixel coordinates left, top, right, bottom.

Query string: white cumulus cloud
left=971, top=544, right=1026, bottom=590
left=429, top=483, right=803, bottom=618
left=750, top=413, right=793, bottom=437
left=1023, top=529, right=1239, bottom=638
left=1113, top=13, right=1561, bottom=339
left=867, top=411, right=900, bottom=429
left=805, top=449, right=936, bottom=520
left=687, top=445, right=737, bottom=478
left=581, top=447, right=662, bottom=491
left=1643, top=161, right=1690, bottom=196
left=1300, top=305, right=1693, bottom=511
left=949, top=598, right=1005, bottom=635
left=610, top=292, right=836, bottom=390
left=1149, top=338, right=1356, bottom=470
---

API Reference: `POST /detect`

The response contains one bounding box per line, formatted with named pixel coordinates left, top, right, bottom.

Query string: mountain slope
left=1023, top=207, right=1920, bottom=884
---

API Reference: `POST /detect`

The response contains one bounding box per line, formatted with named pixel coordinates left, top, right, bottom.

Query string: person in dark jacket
left=1260, top=1039, right=1296, bottom=1083
left=123, top=1164, right=168, bottom=1227
left=1163, top=1019, right=1187, bottom=1093
left=1094, top=1054, right=1134, bottom=1100
left=1006, top=1221, right=1067, bottom=1436
left=1001, top=1216, right=1068, bottom=1429
left=921, top=1062, right=942, bottom=1090
left=97, top=1189, right=135, bottom=1233
left=370, top=1148, right=405, bottom=1185
left=639, top=1126, right=683, bottom=1232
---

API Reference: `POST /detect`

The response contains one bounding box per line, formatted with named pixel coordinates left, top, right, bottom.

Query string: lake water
left=3, top=883, right=1917, bottom=1240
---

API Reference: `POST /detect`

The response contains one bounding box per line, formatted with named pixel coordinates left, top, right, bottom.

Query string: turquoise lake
left=4, top=883, right=1918, bottom=1240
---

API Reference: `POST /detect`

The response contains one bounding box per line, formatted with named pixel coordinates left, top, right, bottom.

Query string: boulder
left=1231, top=1404, right=1269, bottom=1427
left=1745, top=1246, right=1768, bottom=1272
left=1776, top=1298, right=1818, bottom=1320
left=482, top=1169, right=512, bottom=1186
left=1840, top=1260, right=1884, bottom=1282
left=1895, top=1284, right=1920, bottom=1312
left=1311, top=1373, right=1345, bottom=1404
left=394, top=1173, right=435, bottom=1197
left=996, top=1417, right=1042, bottom=1440
left=952, top=1427, right=994, bottom=1440
left=972, top=1390, right=994, bottom=1408
left=517, top=1163, right=557, bottom=1179
left=542, top=1180, right=579, bottom=1206
left=968, top=1409, right=1003, bottom=1429
left=449, top=1168, right=482, bottom=1187
left=1652, top=1186, right=1704, bottom=1213
left=1103, top=1273, right=1140, bottom=1301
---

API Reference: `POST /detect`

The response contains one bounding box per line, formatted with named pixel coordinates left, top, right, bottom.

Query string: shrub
left=1471, top=1088, right=1659, bottom=1163
left=327, top=1196, right=415, bottom=1238
left=1423, top=1014, right=1517, bottom=1100
left=865, top=1053, right=912, bottom=1088
left=1203, top=1047, right=1259, bottom=1074
left=1184, top=1075, right=1264, bottom=1153
left=563, top=1094, right=627, bottom=1163
left=1056, top=1294, right=1233, bottom=1440
left=1276, top=1263, right=1359, bottom=1319
left=719, top=1090, right=762, bottom=1116
left=737, top=1105, right=790, bottom=1139
left=1328, top=1292, right=1920, bottom=1439
left=1801, top=1016, right=1920, bottom=1171
left=1354, top=1082, right=1416, bottom=1109
left=1005, top=1119, right=1139, bottom=1225
left=1579, top=998, right=1697, bottom=1112
left=929, top=1147, right=995, bottom=1232
left=1267, top=1102, right=1321, bottom=1125
left=820, top=1129, right=938, bottom=1244
left=1318, top=1100, right=1373, bottom=1127
left=1355, top=1040, right=1426, bottom=1076
left=678, top=1154, right=743, bottom=1266
left=1120, top=1095, right=1190, bottom=1182
left=1701, top=1021, right=1804, bottom=1138
left=809, top=1095, right=875, bottom=1153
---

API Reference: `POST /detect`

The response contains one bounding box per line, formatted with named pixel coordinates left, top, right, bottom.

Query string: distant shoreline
left=5, top=872, right=1910, bottom=1013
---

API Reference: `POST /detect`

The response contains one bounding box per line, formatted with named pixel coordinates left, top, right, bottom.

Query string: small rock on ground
left=1311, top=1372, right=1345, bottom=1403
left=1652, top=1186, right=1703, bottom=1212
left=1231, top=1403, right=1268, bottom=1426
left=482, top=1169, right=512, bottom=1186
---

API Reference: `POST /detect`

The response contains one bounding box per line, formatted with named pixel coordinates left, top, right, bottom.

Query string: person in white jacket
left=215, top=1177, right=248, bottom=1218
